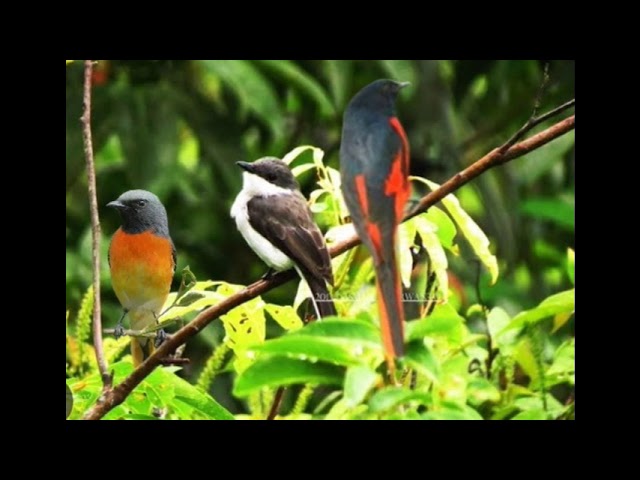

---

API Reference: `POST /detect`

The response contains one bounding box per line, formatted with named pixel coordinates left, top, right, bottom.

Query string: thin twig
left=267, top=387, right=286, bottom=420
left=83, top=111, right=575, bottom=420
left=81, top=60, right=111, bottom=388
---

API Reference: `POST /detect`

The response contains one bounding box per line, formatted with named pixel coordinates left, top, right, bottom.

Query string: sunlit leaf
left=233, top=358, right=344, bottom=397
left=412, top=177, right=498, bottom=284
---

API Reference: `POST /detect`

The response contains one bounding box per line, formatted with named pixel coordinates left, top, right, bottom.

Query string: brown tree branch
left=82, top=110, right=575, bottom=420
left=81, top=60, right=111, bottom=388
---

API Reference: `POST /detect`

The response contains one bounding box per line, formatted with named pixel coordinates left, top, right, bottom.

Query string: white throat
left=230, top=171, right=295, bottom=271
left=238, top=171, right=292, bottom=198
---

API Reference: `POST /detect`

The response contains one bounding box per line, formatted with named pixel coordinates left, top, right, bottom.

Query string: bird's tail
left=129, top=309, right=157, bottom=367
left=374, top=258, right=405, bottom=360
left=302, top=271, right=337, bottom=319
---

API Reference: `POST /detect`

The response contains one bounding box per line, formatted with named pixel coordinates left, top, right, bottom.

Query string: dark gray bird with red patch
left=340, top=79, right=411, bottom=363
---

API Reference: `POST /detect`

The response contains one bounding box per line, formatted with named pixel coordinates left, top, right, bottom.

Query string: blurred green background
left=65, top=60, right=574, bottom=411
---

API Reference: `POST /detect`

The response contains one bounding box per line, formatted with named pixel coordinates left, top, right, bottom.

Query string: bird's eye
left=267, top=173, right=277, bottom=182
left=136, top=200, right=147, bottom=208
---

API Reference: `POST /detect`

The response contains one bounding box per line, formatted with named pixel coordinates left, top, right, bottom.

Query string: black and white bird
left=230, top=157, right=337, bottom=318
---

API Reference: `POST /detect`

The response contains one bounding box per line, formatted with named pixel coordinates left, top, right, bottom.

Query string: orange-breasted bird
left=107, top=190, right=176, bottom=367
left=340, top=79, right=411, bottom=364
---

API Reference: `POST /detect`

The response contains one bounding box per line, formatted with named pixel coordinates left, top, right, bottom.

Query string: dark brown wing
left=247, top=193, right=334, bottom=285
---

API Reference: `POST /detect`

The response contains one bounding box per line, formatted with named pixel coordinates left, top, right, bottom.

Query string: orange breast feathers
left=109, top=229, right=174, bottom=313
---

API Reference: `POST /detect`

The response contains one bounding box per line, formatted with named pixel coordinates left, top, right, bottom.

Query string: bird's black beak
left=107, top=200, right=126, bottom=210
left=236, top=161, right=254, bottom=173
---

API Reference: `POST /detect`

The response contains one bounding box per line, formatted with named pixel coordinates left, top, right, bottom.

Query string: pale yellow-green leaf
left=413, top=215, right=449, bottom=301
left=411, top=177, right=499, bottom=284
left=398, top=220, right=418, bottom=288
left=265, top=304, right=303, bottom=331
left=500, top=288, right=575, bottom=334
left=282, top=145, right=320, bottom=165
left=552, top=312, right=573, bottom=333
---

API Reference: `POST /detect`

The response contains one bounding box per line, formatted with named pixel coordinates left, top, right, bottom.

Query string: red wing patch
left=354, top=174, right=369, bottom=217
left=387, top=117, right=411, bottom=221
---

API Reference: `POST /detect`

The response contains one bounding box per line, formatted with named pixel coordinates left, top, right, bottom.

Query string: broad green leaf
left=414, top=215, right=449, bottom=300
left=404, top=341, right=440, bottom=383
left=174, top=395, right=234, bottom=420
left=66, top=60, right=74, bottom=65
left=467, top=377, right=501, bottom=405
left=423, top=206, right=457, bottom=251
left=553, top=312, right=573, bottom=333
left=255, top=60, right=335, bottom=117
left=344, top=366, right=380, bottom=407
left=487, top=307, right=518, bottom=353
left=292, top=318, right=382, bottom=346
left=512, top=409, right=548, bottom=420
left=521, top=198, right=574, bottom=231
left=264, top=304, right=303, bottom=331
left=547, top=338, right=575, bottom=387
left=203, top=60, right=283, bottom=137
left=233, top=358, right=343, bottom=397
left=501, top=289, right=575, bottom=333
left=513, top=338, right=539, bottom=384
left=250, top=335, right=379, bottom=366
left=405, top=303, right=466, bottom=344
left=150, top=366, right=234, bottom=420
left=422, top=406, right=483, bottom=420
left=368, top=386, right=431, bottom=413
left=567, top=248, right=575, bottom=285
left=412, top=177, right=499, bottom=284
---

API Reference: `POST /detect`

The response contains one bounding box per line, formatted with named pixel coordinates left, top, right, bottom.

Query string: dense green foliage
left=66, top=60, right=574, bottom=419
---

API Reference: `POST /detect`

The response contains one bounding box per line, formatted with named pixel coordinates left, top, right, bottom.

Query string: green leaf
left=404, top=341, right=441, bottom=383
left=405, top=303, right=466, bottom=344
left=413, top=215, right=449, bottom=300
left=292, top=318, right=382, bottom=346
left=255, top=60, right=335, bottom=117
left=501, top=289, right=575, bottom=333
left=233, top=358, right=344, bottom=397
left=282, top=145, right=323, bottom=166
left=344, top=366, right=380, bottom=407
left=547, top=338, right=575, bottom=387
left=398, top=220, right=418, bottom=288
left=413, top=177, right=498, bottom=284
left=250, top=335, right=379, bottom=366
left=467, top=377, right=501, bottom=405
left=521, top=198, right=574, bottom=230
left=567, top=248, right=575, bottom=285
left=423, top=206, right=457, bottom=251
left=368, top=386, right=431, bottom=413
left=422, top=406, right=483, bottom=420
left=203, top=60, right=283, bottom=137
left=512, top=409, right=548, bottom=420
left=487, top=307, right=518, bottom=353
left=264, top=304, right=303, bottom=331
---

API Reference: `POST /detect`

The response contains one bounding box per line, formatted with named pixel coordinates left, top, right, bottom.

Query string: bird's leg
left=153, top=312, right=167, bottom=348
left=114, top=310, right=128, bottom=339
left=261, top=268, right=276, bottom=280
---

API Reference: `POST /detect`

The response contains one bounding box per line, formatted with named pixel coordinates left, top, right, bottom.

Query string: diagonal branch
left=81, top=60, right=111, bottom=389
left=83, top=110, right=575, bottom=420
